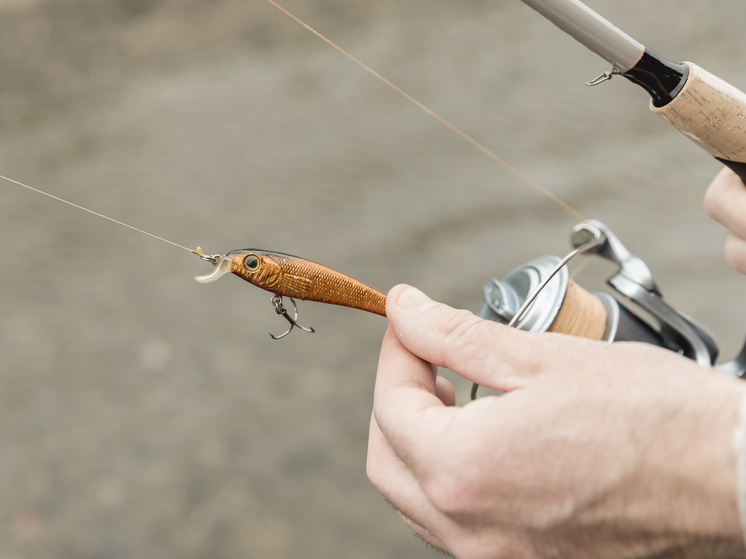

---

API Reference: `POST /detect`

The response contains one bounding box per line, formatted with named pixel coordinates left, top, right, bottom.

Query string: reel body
left=479, top=220, right=745, bottom=378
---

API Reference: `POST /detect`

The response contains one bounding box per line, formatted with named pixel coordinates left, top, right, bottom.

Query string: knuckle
left=705, top=172, right=746, bottom=237
left=436, top=310, right=494, bottom=356
left=704, top=182, right=723, bottom=221
left=421, top=473, right=462, bottom=515
left=365, top=440, right=387, bottom=491
left=365, top=455, right=386, bottom=492
left=434, top=309, right=541, bottom=387
left=725, top=234, right=746, bottom=274
left=420, top=466, right=480, bottom=518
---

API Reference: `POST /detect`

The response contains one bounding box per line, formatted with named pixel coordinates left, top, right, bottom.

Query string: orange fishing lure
left=195, top=249, right=386, bottom=318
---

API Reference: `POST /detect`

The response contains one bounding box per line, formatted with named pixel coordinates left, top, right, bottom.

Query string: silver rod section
left=520, top=0, right=645, bottom=72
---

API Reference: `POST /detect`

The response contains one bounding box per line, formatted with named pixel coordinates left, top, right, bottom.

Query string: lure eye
left=244, top=254, right=261, bottom=272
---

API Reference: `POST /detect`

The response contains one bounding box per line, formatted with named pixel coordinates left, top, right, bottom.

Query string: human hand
left=705, top=167, right=746, bottom=274
left=368, top=284, right=746, bottom=559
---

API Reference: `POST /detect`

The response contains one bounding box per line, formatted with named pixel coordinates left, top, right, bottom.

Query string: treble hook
left=270, top=295, right=315, bottom=340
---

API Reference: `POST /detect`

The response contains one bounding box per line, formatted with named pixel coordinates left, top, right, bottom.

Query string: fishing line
left=0, top=174, right=197, bottom=255
left=570, top=257, right=591, bottom=279
left=3, top=6, right=586, bottom=255
left=264, top=0, right=586, bottom=221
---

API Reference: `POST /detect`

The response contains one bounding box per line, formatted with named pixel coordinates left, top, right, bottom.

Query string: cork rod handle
left=652, top=62, right=746, bottom=182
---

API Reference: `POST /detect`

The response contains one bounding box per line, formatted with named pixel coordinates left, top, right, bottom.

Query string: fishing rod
left=186, top=0, right=746, bottom=379
left=518, top=0, right=746, bottom=182
left=468, top=0, right=746, bottom=394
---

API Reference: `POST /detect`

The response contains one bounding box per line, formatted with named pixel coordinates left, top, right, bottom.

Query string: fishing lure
left=194, top=248, right=386, bottom=339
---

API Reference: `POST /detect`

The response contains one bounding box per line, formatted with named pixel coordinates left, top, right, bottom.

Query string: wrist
left=732, top=389, right=746, bottom=547
left=600, top=370, right=746, bottom=557
left=669, top=375, right=746, bottom=549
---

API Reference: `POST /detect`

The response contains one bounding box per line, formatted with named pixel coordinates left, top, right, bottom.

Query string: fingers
left=386, top=284, right=573, bottom=392
left=705, top=167, right=746, bottom=239
left=366, top=412, right=453, bottom=554
left=435, top=376, right=456, bottom=407
left=724, top=232, right=746, bottom=274
left=373, top=325, right=458, bottom=468
left=370, top=330, right=460, bottom=553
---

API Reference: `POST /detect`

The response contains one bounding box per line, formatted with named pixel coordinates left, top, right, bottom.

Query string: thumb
left=386, top=284, right=582, bottom=391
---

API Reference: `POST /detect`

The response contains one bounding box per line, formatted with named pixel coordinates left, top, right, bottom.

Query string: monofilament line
left=0, top=174, right=197, bottom=254
left=264, top=0, right=585, bottom=221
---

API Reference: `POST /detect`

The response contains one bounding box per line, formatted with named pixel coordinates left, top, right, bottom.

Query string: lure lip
left=194, top=254, right=234, bottom=283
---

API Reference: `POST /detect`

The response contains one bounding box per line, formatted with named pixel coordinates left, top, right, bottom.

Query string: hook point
left=269, top=296, right=315, bottom=340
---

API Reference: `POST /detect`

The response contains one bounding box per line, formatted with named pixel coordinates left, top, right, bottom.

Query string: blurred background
left=1, top=0, right=746, bottom=556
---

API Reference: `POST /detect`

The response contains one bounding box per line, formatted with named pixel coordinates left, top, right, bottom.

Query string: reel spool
left=480, top=256, right=661, bottom=346
left=478, top=220, right=746, bottom=378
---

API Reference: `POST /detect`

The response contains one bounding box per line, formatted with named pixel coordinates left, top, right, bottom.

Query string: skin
left=367, top=168, right=746, bottom=559
left=706, top=168, right=746, bottom=274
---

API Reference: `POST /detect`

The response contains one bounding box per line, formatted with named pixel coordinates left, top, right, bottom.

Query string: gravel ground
left=1, top=0, right=746, bottom=557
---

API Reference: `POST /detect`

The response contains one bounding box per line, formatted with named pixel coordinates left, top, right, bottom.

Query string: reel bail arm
left=572, top=220, right=718, bottom=367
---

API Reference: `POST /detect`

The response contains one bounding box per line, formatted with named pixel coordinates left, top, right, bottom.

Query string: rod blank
left=520, top=0, right=644, bottom=72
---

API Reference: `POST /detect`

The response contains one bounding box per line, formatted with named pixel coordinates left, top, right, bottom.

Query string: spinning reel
left=479, top=220, right=746, bottom=378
